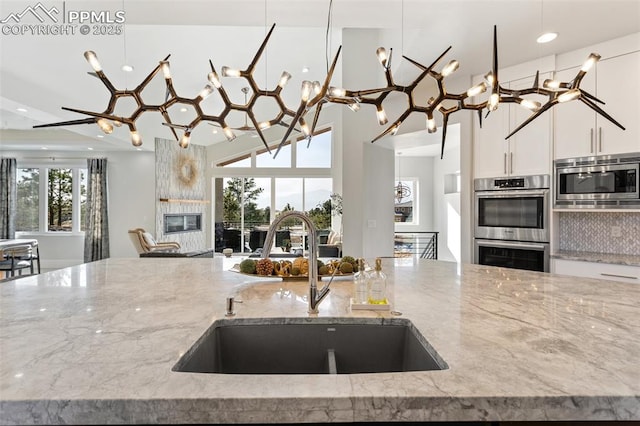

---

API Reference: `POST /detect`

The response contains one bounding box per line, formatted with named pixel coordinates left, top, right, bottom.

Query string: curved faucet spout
left=261, top=210, right=329, bottom=314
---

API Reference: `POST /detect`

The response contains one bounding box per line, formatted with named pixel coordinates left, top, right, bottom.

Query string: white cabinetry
left=552, top=258, right=640, bottom=284
left=508, top=75, right=553, bottom=176
left=554, top=51, right=640, bottom=160
left=474, top=73, right=552, bottom=178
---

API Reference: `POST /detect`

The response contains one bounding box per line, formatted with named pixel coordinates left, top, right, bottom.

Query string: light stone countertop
left=1, top=257, right=639, bottom=424
left=552, top=250, right=640, bottom=266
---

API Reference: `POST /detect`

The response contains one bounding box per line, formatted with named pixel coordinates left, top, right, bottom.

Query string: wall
left=342, top=28, right=395, bottom=258
left=433, top=144, right=462, bottom=262
left=8, top=149, right=155, bottom=267
left=558, top=212, right=640, bottom=255
left=155, top=138, right=207, bottom=251
left=362, top=143, right=395, bottom=258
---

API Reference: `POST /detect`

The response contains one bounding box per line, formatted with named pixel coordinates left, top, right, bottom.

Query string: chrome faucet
left=261, top=210, right=330, bottom=314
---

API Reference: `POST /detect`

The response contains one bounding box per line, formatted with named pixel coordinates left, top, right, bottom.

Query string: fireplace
left=164, top=214, right=202, bottom=234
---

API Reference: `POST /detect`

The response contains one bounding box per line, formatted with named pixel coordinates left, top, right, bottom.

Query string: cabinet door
left=474, top=106, right=509, bottom=178
left=596, top=51, right=640, bottom=155
left=553, top=259, right=640, bottom=284
left=553, top=66, right=597, bottom=159
left=509, top=74, right=552, bottom=176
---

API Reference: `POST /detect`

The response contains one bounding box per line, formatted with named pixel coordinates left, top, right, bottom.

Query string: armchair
left=318, top=230, right=342, bottom=258
left=128, top=228, right=180, bottom=255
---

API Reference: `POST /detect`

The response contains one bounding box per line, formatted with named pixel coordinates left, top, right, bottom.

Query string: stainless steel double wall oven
left=474, top=175, right=550, bottom=272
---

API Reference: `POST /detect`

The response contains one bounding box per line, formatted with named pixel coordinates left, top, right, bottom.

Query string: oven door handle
left=475, top=189, right=549, bottom=198
left=476, top=240, right=548, bottom=251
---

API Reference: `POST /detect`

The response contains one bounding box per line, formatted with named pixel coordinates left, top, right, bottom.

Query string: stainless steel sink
left=173, top=318, right=448, bottom=375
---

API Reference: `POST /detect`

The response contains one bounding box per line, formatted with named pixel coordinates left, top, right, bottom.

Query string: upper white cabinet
left=473, top=73, right=552, bottom=178
left=508, top=74, right=553, bottom=176
left=473, top=100, right=510, bottom=178
left=554, top=51, right=640, bottom=159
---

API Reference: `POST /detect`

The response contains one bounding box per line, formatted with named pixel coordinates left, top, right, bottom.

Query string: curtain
left=84, top=158, right=110, bottom=262
left=0, top=158, right=17, bottom=239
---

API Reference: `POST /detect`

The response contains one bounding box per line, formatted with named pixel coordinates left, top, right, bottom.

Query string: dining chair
left=0, top=244, right=35, bottom=279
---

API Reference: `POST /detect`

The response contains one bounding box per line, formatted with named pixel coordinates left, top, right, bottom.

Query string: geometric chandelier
left=34, top=25, right=624, bottom=157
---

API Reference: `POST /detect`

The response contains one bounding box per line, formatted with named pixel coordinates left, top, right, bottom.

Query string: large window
left=216, top=177, right=333, bottom=253
left=217, top=128, right=332, bottom=169
left=16, top=166, right=87, bottom=233
left=296, top=131, right=331, bottom=168
left=213, top=128, right=335, bottom=253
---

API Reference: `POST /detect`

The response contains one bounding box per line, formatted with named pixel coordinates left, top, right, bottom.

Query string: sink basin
left=173, top=318, right=448, bottom=375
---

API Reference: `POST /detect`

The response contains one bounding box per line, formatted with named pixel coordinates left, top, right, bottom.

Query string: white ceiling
left=1, top=0, right=639, bottom=154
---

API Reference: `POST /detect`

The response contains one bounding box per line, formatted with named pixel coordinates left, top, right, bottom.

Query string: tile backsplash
left=558, top=212, right=640, bottom=255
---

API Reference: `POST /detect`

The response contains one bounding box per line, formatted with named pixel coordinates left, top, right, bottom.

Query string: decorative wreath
left=176, top=155, right=198, bottom=188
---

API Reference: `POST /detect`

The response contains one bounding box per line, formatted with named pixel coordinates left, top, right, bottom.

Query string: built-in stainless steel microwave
left=555, top=153, right=640, bottom=209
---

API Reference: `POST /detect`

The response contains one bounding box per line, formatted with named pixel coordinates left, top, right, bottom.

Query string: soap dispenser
left=353, top=258, right=368, bottom=304
left=367, top=258, right=388, bottom=305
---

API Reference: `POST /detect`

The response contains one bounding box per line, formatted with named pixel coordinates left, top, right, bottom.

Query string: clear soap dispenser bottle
left=367, top=258, right=388, bottom=305
left=353, top=258, right=368, bottom=304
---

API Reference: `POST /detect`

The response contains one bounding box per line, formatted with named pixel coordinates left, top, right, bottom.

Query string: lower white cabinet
left=552, top=259, right=640, bottom=284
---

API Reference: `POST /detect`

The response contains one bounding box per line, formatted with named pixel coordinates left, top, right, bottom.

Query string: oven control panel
left=474, top=174, right=550, bottom=192
left=494, top=178, right=525, bottom=188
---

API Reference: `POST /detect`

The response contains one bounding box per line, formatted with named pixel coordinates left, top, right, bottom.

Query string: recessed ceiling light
left=16, top=107, right=28, bottom=112
left=121, top=64, right=134, bottom=72
left=41, top=147, right=48, bottom=150
left=180, top=107, right=188, bottom=112
left=88, top=147, right=94, bottom=150
left=136, top=148, right=142, bottom=151
left=302, top=66, right=310, bottom=73
left=536, top=32, right=558, bottom=43
left=212, top=129, right=218, bottom=134
left=96, top=135, right=104, bottom=138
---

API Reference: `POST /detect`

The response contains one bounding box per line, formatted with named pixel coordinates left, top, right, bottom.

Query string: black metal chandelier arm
left=60, top=106, right=127, bottom=124
left=504, top=101, right=555, bottom=139
left=579, top=96, right=626, bottom=130
left=310, top=103, right=325, bottom=135
left=273, top=101, right=308, bottom=159
left=32, top=117, right=96, bottom=128
left=439, top=113, right=451, bottom=159
left=159, top=108, right=180, bottom=141
left=580, top=89, right=606, bottom=105
left=135, top=54, right=170, bottom=93
left=401, top=46, right=452, bottom=73
left=377, top=108, right=413, bottom=139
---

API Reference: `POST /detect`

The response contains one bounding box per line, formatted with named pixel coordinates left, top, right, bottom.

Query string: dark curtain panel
left=0, top=158, right=17, bottom=239
left=84, top=158, right=110, bottom=262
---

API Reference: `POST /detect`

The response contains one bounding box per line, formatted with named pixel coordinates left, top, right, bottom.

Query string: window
left=217, top=128, right=331, bottom=169
left=297, top=130, right=331, bottom=168
left=16, top=166, right=87, bottom=233
left=256, top=144, right=291, bottom=168
left=395, top=179, right=418, bottom=225
left=213, top=128, right=335, bottom=253
left=47, top=168, right=73, bottom=231
left=16, top=168, right=39, bottom=232
left=217, top=177, right=334, bottom=252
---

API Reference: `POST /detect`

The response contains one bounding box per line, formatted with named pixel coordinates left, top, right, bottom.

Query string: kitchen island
left=1, top=257, right=638, bottom=424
